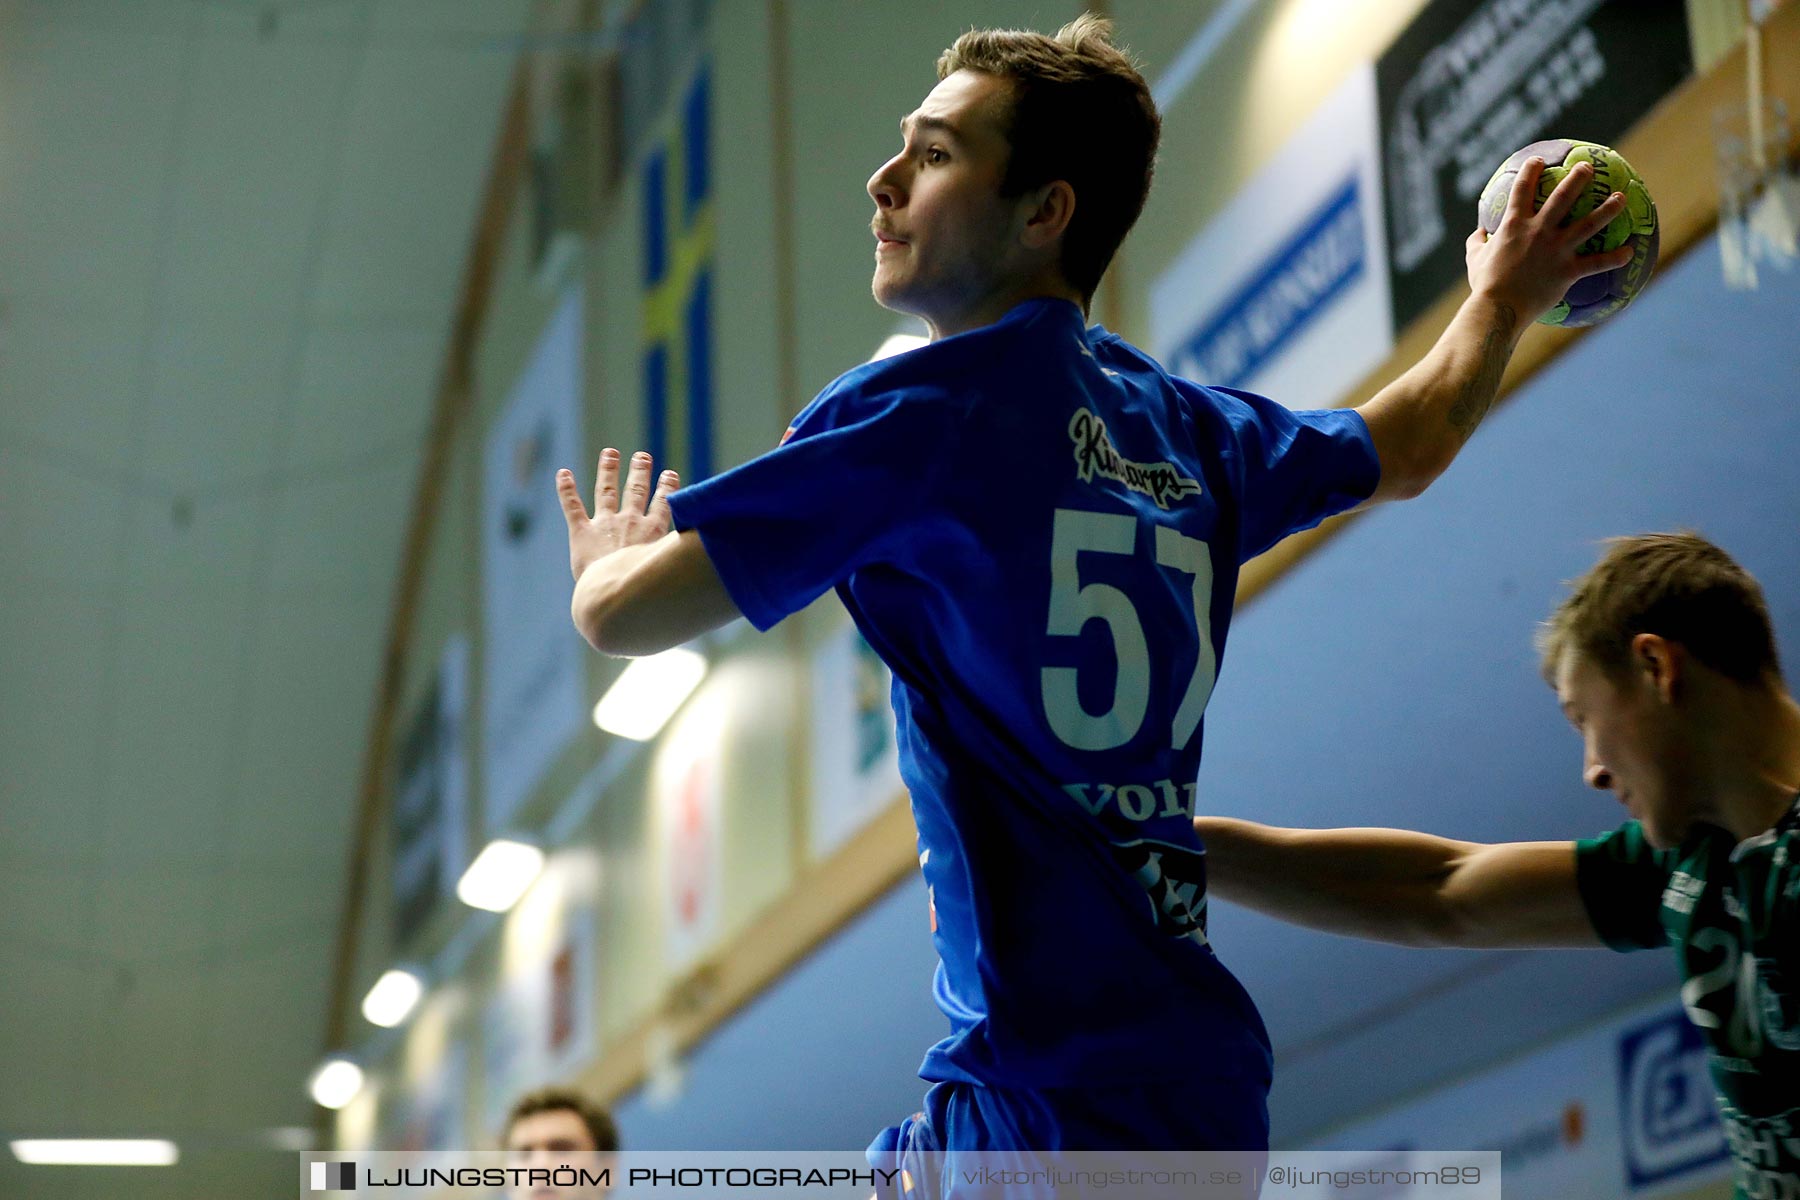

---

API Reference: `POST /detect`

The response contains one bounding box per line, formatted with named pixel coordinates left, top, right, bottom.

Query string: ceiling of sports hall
left=0, top=1, right=529, bottom=1195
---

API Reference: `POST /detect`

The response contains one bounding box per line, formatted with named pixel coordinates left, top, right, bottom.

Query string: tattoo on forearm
left=1447, top=303, right=1517, bottom=441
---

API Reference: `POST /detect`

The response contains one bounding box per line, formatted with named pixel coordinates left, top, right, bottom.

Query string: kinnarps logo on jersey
left=1068, top=409, right=1202, bottom=510
left=1618, top=1008, right=1729, bottom=1190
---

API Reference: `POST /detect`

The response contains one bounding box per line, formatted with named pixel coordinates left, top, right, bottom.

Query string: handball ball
left=1479, top=139, right=1659, bottom=328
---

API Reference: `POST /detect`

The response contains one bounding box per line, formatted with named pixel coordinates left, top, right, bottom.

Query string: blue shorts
left=868, top=1078, right=1268, bottom=1199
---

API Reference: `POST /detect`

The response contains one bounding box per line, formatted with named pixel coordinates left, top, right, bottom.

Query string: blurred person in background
left=504, top=1086, right=618, bottom=1200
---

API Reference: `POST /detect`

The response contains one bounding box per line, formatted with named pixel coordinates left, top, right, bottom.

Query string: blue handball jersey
left=668, top=298, right=1379, bottom=1090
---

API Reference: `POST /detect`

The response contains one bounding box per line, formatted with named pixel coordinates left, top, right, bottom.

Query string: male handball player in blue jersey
left=554, top=13, right=1632, bottom=1168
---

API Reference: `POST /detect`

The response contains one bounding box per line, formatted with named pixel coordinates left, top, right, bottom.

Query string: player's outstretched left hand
left=556, top=448, right=679, bottom=583
left=1464, top=155, right=1634, bottom=323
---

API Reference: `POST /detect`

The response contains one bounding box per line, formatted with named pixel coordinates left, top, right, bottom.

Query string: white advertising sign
left=391, top=635, right=469, bottom=946
left=400, top=1039, right=466, bottom=1153
left=476, top=894, right=597, bottom=1136
left=655, top=692, right=725, bottom=970
left=546, top=905, right=597, bottom=1076
left=479, top=965, right=550, bottom=1139
left=1151, top=64, right=1393, bottom=411
left=481, top=287, right=587, bottom=833
left=808, top=620, right=903, bottom=858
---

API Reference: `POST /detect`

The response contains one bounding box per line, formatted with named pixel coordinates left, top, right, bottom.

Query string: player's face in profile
left=505, top=1109, right=608, bottom=1200
left=866, top=69, right=1022, bottom=332
left=1557, top=647, right=1693, bottom=848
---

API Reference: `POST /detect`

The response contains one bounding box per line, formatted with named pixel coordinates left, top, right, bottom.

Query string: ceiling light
left=591, top=647, right=707, bottom=741
left=261, top=1127, right=316, bottom=1151
left=456, top=839, right=544, bottom=912
left=307, top=1058, right=364, bottom=1110
left=11, top=1140, right=179, bottom=1166
left=360, top=968, right=424, bottom=1029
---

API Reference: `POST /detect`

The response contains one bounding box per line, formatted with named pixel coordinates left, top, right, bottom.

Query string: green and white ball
left=1479, top=139, right=1659, bottom=328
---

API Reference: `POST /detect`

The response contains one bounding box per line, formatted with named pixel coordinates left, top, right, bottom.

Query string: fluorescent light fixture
left=360, top=967, right=423, bottom=1028
left=591, top=647, right=707, bottom=741
left=456, top=839, right=545, bottom=912
left=870, top=332, right=928, bottom=362
left=307, top=1058, right=364, bottom=1110
left=11, top=1140, right=179, bottom=1166
left=260, top=1126, right=317, bottom=1151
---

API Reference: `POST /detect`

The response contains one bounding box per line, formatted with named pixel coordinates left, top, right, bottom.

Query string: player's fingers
left=556, top=468, right=590, bottom=528
left=1466, top=227, right=1487, bottom=253
left=623, top=450, right=655, bottom=513
left=1572, top=242, right=1636, bottom=280
left=595, top=447, right=621, bottom=513
left=1537, top=159, right=1591, bottom=226
left=647, top=469, right=679, bottom=529
left=1505, top=156, right=1544, bottom=222
left=1573, top=191, right=1627, bottom=243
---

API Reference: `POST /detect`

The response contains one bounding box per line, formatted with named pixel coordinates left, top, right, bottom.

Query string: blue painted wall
left=614, top=876, right=943, bottom=1149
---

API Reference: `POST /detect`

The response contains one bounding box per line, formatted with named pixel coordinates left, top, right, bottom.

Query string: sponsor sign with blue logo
left=1150, top=66, right=1393, bottom=413
left=1165, top=176, right=1366, bottom=391
left=1617, top=1007, right=1729, bottom=1191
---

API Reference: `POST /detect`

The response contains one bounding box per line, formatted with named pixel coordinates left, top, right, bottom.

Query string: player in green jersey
left=1194, top=532, right=1800, bottom=1198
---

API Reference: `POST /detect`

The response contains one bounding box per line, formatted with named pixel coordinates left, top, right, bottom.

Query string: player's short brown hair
left=504, top=1086, right=620, bottom=1153
left=936, top=13, right=1160, bottom=307
left=1537, top=532, right=1781, bottom=685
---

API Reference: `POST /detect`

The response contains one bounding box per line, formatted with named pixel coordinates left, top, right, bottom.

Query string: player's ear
left=1019, top=180, right=1076, bottom=250
left=1631, top=633, right=1682, bottom=703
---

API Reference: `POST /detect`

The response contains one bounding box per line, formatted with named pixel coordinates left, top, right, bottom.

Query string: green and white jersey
left=1577, top=798, right=1800, bottom=1200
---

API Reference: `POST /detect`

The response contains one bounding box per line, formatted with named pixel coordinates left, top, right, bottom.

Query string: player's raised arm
left=1352, top=155, right=1633, bottom=505
left=557, top=448, right=742, bottom=657
left=1193, top=817, right=1600, bottom=949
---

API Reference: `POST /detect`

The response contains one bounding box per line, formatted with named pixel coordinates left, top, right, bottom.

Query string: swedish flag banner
left=641, top=68, right=713, bottom=483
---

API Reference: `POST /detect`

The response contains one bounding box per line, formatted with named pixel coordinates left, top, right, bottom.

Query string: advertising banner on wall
left=546, top=905, right=597, bottom=1076
left=479, top=960, right=550, bottom=1139
left=392, top=635, right=470, bottom=948
left=808, top=620, right=903, bottom=859
left=1151, top=65, right=1393, bottom=413
left=398, top=1039, right=467, bottom=1153
left=655, top=692, right=725, bottom=970
left=1376, top=0, right=1691, bottom=329
left=1311, top=1001, right=1729, bottom=1198
left=481, top=286, right=587, bottom=834
left=476, top=900, right=598, bottom=1138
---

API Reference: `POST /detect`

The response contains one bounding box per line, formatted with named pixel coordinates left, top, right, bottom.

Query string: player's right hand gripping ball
left=1480, top=138, right=1659, bottom=328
